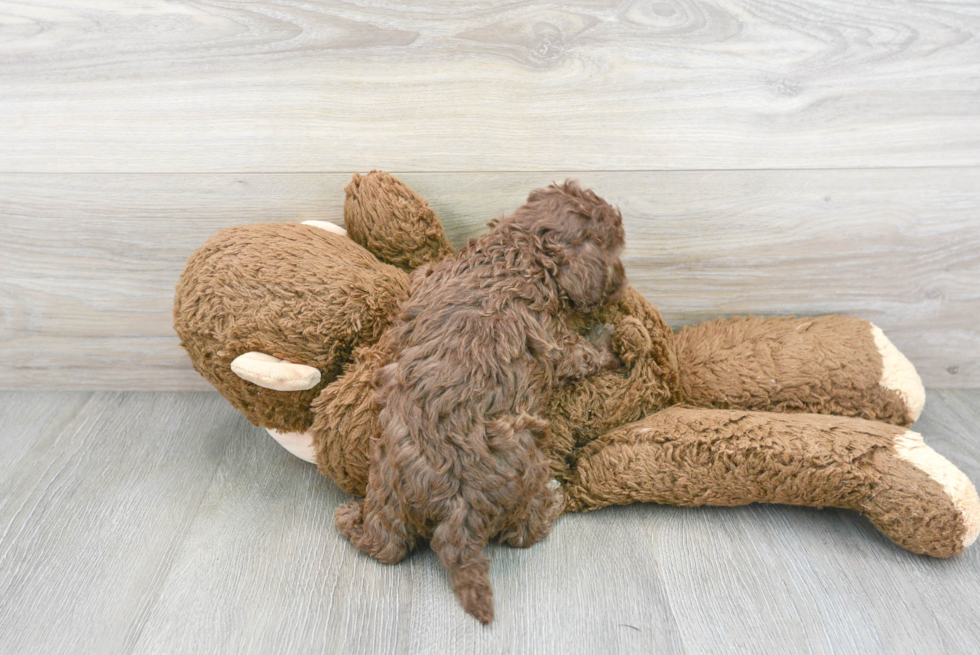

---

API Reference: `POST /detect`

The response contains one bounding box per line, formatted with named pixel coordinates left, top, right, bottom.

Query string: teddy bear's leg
left=674, top=316, right=925, bottom=426
left=343, top=171, right=455, bottom=271
left=564, top=407, right=980, bottom=557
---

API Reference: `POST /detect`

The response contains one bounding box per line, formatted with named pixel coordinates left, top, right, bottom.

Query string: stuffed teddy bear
left=174, top=172, right=980, bottom=561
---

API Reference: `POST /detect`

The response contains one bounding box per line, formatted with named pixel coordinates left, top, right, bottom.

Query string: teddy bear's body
left=174, top=172, right=978, bottom=567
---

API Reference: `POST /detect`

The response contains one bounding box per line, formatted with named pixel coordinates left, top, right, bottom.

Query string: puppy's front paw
left=611, top=317, right=651, bottom=367
left=586, top=323, right=623, bottom=372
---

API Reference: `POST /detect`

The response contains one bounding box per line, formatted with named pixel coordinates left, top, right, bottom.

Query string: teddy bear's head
left=173, top=222, right=411, bottom=434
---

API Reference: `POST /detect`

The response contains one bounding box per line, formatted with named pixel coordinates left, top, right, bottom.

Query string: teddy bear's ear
left=344, top=171, right=454, bottom=271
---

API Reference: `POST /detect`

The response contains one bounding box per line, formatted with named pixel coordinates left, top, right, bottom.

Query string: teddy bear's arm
left=525, top=318, right=619, bottom=382
left=564, top=405, right=980, bottom=558
left=673, top=316, right=925, bottom=426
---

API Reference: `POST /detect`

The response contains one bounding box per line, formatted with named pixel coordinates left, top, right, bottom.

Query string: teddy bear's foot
left=265, top=428, right=316, bottom=464
left=871, top=324, right=926, bottom=423
left=861, top=429, right=980, bottom=557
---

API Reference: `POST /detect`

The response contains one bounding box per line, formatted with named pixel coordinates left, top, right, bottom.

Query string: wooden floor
left=0, top=390, right=978, bottom=654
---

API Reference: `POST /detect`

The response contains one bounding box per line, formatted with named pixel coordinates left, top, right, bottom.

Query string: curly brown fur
left=334, top=181, right=627, bottom=623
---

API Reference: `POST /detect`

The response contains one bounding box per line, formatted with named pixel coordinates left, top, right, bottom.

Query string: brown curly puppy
left=334, top=181, right=627, bottom=624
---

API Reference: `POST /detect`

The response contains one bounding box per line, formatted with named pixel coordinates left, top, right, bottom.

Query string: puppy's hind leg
left=430, top=504, right=495, bottom=624
left=499, top=477, right=564, bottom=549
left=335, top=486, right=415, bottom=565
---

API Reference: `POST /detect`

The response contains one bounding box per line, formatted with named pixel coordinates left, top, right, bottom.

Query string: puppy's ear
left=557, top=239, right=609, bottom=313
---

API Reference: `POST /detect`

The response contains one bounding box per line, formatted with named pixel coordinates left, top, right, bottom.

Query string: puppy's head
left=510, top=180, right=626, bottom=313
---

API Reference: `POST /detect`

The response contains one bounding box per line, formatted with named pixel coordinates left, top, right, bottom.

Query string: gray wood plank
left=1, top=168, right=977, bottom=389
left=0, top=391, right=237, bottom=654
left=403, top=509, right=683, bottom=655
left=128, top=427, right=414, bottom=655
left=643, top=389, right=980, bottom=655
left=0, top=391, right=90, bottom=482
left=130, top=419, right=684, bottom=655
left=1, top=390, right=979, bottom=653
left=0, top=1, right=978, bottom=172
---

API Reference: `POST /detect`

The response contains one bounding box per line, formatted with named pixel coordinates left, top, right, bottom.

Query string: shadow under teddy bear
left=174, top=171, right=979, bottom=560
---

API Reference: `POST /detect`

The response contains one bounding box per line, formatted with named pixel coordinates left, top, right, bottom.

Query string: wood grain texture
left=401, top=508, right=683, bottom=654
left=0, top=1, right=978, bottom=172
left=0, top=390, right=978, bottom=654
left=1, top=169, right=977, bottom=389
left=130, top=416, right=685, bottom=655
left=643, top=389, right=980, bottom=655
left=0, top=392, right=235, bottom=654
left=0, top=391, right=89, bottom=481
left=128, top=424, right=415, bottom=655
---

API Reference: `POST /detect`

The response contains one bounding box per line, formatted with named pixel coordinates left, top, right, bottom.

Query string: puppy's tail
left=430, top=505, right=494, bottom=624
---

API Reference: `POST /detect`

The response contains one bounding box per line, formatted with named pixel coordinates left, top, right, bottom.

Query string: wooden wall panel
left=1, top=169, right=976, bottom=389
left=0, top=1, right=978, bottom=172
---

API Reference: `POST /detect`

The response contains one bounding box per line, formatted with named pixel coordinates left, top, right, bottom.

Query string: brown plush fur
left=311, top=284, right=679, bottom=497
left=334, top=182, right=626, bottom=623
left=311, top=337, right=393, bottom=495
left=345, top=171, right=455, bottom=271
left=173, top=223, right=410, bottom=432
left=545, top=286, right=679, bottom=482
left=564, top=407, right=968, bottom=557
left=675, top=315, right=912, bottom=425
left=174, top=172, right=978, bottom=603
